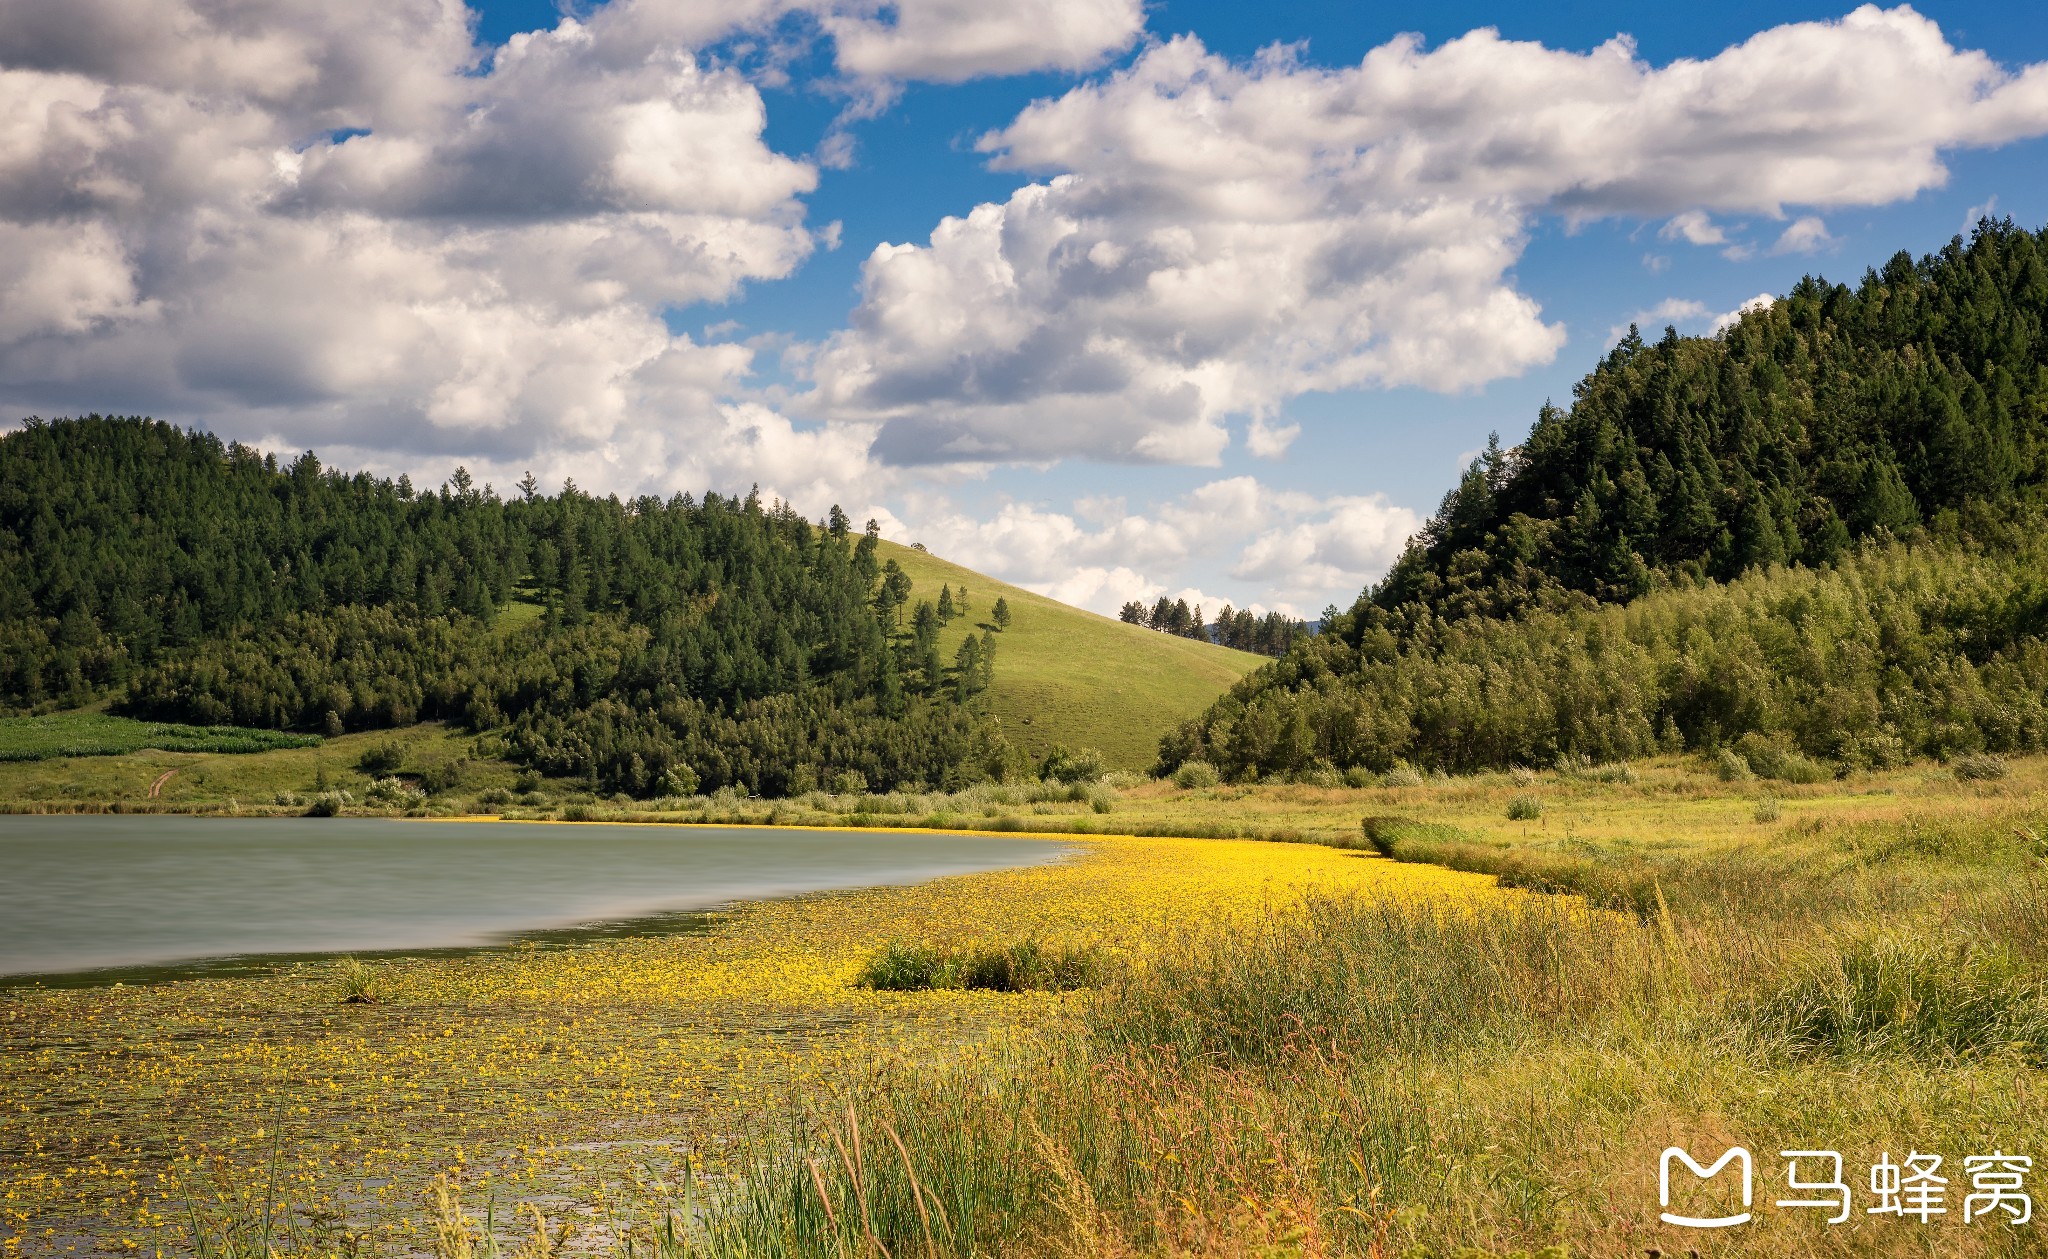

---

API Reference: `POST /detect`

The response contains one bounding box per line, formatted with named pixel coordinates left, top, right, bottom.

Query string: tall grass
left=677, top=806, right=2048, bottom=1258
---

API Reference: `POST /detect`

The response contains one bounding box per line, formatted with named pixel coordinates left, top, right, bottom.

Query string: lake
left=0, top=816, right=1071, bottom=981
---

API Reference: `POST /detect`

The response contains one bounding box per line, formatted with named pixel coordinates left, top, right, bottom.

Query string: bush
left=858, top=939, right=1106, bottom=993
left=560, top=803, right=594, bottom=822
left=1040, top=746, right=1106, bottom=784
left=1359, top=816, right=1405, bottom=857
left=366, top=776, right=426, bottom=807
left=1382, top=761, right=1424, bottom=788
left=356, top=741, right=405, bottom=775
left=1341, top=766, right=1378, bottom=788
left=830, top=768, right=869, bottom=794
left=476, top=786, right=513, bottom=806
left=660, top=764, right=701, bottom=796
left=417, top=758, right=466, bottom=794
left=1754, top=797, right=1783, bottom=824
left=1714, top=748, right=1755, bottom=781
left=1953, top=753, right=2011, bottom=782
left=304, top=792, right=346, bottom=817
left=1505, top=794, right=1542, bottom=821
left=1171, top=760, right=1220, bottom=789
left=1734, top=733, right=1833, bottom=784
left=1582, top=761, right=1637, bottom=784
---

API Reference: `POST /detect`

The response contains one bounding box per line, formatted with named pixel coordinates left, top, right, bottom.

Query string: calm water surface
left=0, top=816, right=1070, bottom=980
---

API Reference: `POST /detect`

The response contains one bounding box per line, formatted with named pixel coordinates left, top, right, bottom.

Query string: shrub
left=1508, top=765, right=1538, bottom=787
left=1553, top=751, right=1593, bottom=775
left=1754, top=797, right=1783, bottom=824
left=1715, top=748, right=1755, bottom=781
left=417, top=758, right=466, bottom=794
left=1953, top=753, right=2011, bottom=782
left=1171, top=760, right=1220, bottom=789
left=1735, top=732, right=1832, bottom=784
left=560, top=804, right=594, bottom=822
left=830, top=768, right=869, bottom=794
left=1359, top=816, right=1405, bottom=857
left=1382, top=761, right=1424, bottom=788
left=513, top=770, right=542, bottom=793
left=1040, top=746, right=1106, bottom=784
left=660, top=764, right=701, bottom=796
left=1583, top=761, right=1637, bottom=784
left=1505, top=794, right=1542, bottom=821
left=1301, top=761, right=1346, bottom=788
left=1098, top=770, right=1146, bottom=790
left=356, top=741, right=405, bottom=775
left=366, top=776, right=426, bottom=807
left=304, top=793, right=345, bottom=817
left=858, top=939, right=1106, bottom=993
left=1341, top=766, right=1378, bottom=788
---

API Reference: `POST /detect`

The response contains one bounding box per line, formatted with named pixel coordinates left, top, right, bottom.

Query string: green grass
left=0, top=712, right=320, bottom=762
left=879, top=540, right=1267, bottom=771
left=0, top=721, right=516, bottom=810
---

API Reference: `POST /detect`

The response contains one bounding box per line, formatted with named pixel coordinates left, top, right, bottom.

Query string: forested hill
left=1376, top=218, right=2048, bottom=624
left=0, top=417, right=1009, bottom=795
left=1162, top=220, right=2048, bottom=781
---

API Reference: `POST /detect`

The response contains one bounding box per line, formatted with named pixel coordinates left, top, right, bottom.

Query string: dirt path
left=147, top=769, right=176, bottom=798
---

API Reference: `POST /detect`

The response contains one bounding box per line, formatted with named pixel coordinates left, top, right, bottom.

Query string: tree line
left=1, top=416, right=1013, bottom=795
left=1167, top=219, right=2048, bottom=778
left=1119, top=596, right=1307, bottom=656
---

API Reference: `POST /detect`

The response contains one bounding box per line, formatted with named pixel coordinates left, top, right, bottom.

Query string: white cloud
left=1711, top=293, right=1776, bottom=332
left=1660, top=211, right=1728, bottom=246
left=1607, top=298, right=1710, bottom=346
left=1962, top=194, right=1999, bottom=232
left=0, top=0, right=1147, bottom=501
left=808, top=7, right=2048, bottom=465
left=0, top=0, right=829, bottom=491
left=821, top=0, right=1144, bottom=83
left=1772, top=215, right=1833, bottom=254
left=887, top=476, right=1419, bottom=616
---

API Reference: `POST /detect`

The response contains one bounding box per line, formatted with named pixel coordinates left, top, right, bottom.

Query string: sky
left=5, top=2, right=2048, bottom=618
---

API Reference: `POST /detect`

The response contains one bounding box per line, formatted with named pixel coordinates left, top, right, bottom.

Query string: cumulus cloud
left=807, top=6, right=2048, bottom=465
left=1773, top=215, right=1834, bottom=254
left=1712, top=293, right=1777, bottom=332
left=822, top=0, right=1143, bottom=82
left=0, top=0, right=1145, bottom=509
left=1607, top=298, right=1711, bottom=345
left=890, top=476, right=1419, bottom=616
left=1660, top=211, right=1728, bottom=246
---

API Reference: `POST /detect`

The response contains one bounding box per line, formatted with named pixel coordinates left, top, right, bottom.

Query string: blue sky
left=5, top=1, right=2048, bottom=615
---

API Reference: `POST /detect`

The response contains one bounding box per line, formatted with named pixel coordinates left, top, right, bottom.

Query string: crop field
left=3, top=752, right=2045, bottom=1258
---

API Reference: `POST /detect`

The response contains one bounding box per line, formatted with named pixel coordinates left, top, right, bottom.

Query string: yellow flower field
left=0, top=829, right=1498, bottom=1256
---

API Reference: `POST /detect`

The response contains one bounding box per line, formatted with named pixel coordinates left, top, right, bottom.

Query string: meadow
left=2, top=752, right=2044, bottom=1258
left=0, top=713, right=320, bottom=764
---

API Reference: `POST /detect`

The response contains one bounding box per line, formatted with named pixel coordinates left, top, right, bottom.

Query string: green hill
left=1167, top=219, right=2048, bottom=782
left=879, top=541, right=1266, bottom=771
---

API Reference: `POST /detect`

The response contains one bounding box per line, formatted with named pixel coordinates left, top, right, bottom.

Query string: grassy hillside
left=878, top=540, right=1266, bottom=771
